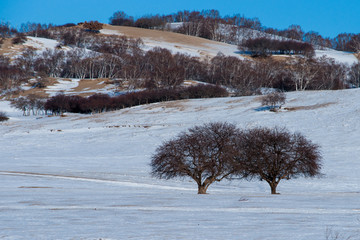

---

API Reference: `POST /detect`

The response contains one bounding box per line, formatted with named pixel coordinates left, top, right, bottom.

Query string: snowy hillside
left=315, top=49, right=358, bottom=65
left=1, top=89, right=360, bottom=239
left=100, top=25, right=245, bottom=59
left=100, top=25, right=358, bottom=65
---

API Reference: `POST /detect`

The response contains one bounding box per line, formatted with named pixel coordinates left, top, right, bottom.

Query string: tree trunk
left=269, top=182, right=279, bottom=194
left=195, top=177, right=215, bottom=194
left=197, top=185, right=208, bottom=194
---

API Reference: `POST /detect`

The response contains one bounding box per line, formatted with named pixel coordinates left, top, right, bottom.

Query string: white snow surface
left=99, top=29, right=124, bottom=36
left=23, top=37, right=61, bottom=51
left=1, top=89, right=360, bottom=239
left=140, top=39, right=244, bottom=59
left=315, top=49, right=358, bottom=65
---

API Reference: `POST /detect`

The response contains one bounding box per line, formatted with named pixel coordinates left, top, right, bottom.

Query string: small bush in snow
left=0, top=111, right=9, bottom=122
left=261, top=92, right=286, bottom=111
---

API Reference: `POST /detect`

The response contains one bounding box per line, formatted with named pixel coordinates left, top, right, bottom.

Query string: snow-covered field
left=1, top=89, right=360, bottom=239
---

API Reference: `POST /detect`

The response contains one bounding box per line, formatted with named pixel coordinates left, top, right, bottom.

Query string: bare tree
left=151, top=122, right=244, bottom=194
left=109, top=11, right=134, bottom=26
left=261, top=92, right=286, bottom=111
left=288, top=58, right=320, bottom=91
left=240, top=127, right=322, bottom=194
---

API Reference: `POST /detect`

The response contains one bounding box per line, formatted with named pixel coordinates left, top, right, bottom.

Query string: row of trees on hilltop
left=2, top=10, right=360, bottom=51
left=1, top=19, right=360, bottom=95
left=151, top=122, right=322, bottom=194
left=108, top=10, right=360, bottom=52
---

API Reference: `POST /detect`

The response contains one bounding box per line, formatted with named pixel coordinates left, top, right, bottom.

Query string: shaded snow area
left=1, top=89, right=360, bottom=239
left=315, top=49, right=358, bottom=65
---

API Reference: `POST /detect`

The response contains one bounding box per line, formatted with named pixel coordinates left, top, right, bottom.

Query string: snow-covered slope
left=100, top=25, right=358, bottom=64
left=23, top=36, right=61, bottom=51
left=100, top=25, right=244, bottom=59
left=315, top=49, right=359, bottom=65
left=1, top=89, right=360, bottom=239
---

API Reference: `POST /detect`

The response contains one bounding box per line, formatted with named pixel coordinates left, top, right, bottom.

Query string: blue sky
left=0, top=0, right=359, bottom=37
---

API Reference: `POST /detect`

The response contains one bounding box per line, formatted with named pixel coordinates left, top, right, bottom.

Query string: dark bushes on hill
left=241, top=37, right=314, bottom=57
left=83, top=21, right=103, bottom=33
left=45, top=84, right=228, bottom=115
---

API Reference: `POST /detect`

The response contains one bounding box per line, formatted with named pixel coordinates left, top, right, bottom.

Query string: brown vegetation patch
left=160, top=100, right=188, bottom=111
left=284, top=102, right=336, bottom=111
left=225, top=98, right=244, bottom=104
left=13, top=78, right=118, bottom=99
left=143, top=99, right=188, bottom=112
left=0, top=38, right=25, bottom=57
left=71, top=78, right=116, bottom=97
left=194, top=106, right=207, bottom=112
left=12, top=78, right=62, bottom=99
left=271, top=55, right=295, bottom=62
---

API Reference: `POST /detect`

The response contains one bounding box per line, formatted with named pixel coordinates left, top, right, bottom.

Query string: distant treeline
left=1, top=9, right=360, bottom=52
left=1, top=31, right=360, bottom=96
left=107, top=10, right=360, bottom=52
left=1, top=18, right=360, bottom=98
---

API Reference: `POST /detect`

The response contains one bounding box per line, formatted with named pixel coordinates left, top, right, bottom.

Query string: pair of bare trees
left=151, top=122, right=322, bottom=194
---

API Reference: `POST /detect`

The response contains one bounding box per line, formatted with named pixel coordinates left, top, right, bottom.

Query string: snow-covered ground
left=1, top=89, right=360, bottom=239
left=315, top=49, right=358, bottom=65
left=23, top=37, right=60, bottom=51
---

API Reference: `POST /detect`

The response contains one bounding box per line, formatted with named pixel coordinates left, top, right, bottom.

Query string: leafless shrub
left=261, top=92, right=286, bottom=111
left=32, top=77, right=49, bottom=88
left=325, top=227, right=355, bottom=240
left=0, top=111, right=9, bottom=122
